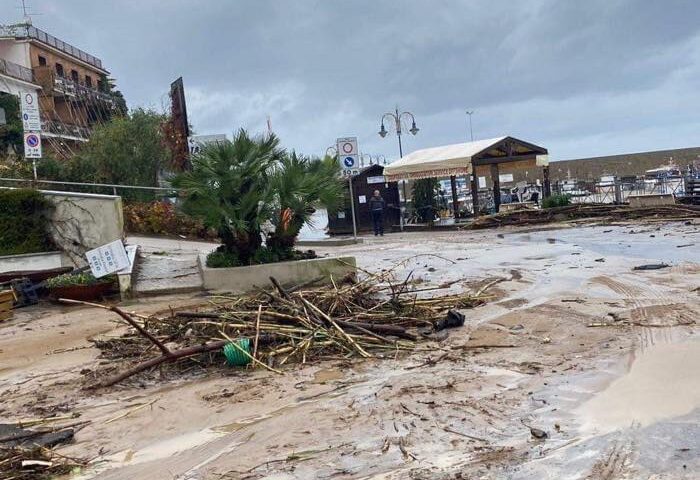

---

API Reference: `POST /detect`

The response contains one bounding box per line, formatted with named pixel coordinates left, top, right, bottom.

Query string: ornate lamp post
left=378, top=107, right=419, bottom=230
left=378, top=107, right=419, bottom=158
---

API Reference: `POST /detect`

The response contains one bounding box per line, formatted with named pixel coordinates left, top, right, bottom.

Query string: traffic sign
left=24, top=132, right=42, bottom=158
left=20, top=91, right=41, bottom=132
left=336, top=137, right=357, bottom=156
left=343, top=156, right=356, bottom=168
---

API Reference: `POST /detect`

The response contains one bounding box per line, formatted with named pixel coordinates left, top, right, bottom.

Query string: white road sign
left=20, top=91, right=41, bottom=131
left=23, top=132, right=42, bottom=158
left=336, top=137, right=358, bottom=156
left=86, top=239, right=130, bottom=278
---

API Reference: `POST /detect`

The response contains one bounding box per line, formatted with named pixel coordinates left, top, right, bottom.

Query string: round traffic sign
left=341, top=142, right=354, bottom=154
left=343, top=156, right=355, bottom=167
left=24, top=93, right=34, bottom=105
left=26, top=134, right=40, bottom=147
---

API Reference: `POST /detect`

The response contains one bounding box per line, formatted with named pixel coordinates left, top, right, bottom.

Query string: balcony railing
left=41, top=119, right=91, bottom=140
left=53, top=75, right=115, bottom=104
left=0, top=23, right=104, bottom=70
left=0, top=57, right=34, bottom=83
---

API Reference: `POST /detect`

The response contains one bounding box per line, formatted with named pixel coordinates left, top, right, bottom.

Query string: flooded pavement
left=0, top=220, right=697, bottom=479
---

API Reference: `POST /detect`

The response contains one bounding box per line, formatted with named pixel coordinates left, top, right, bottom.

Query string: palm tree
left=267, top=153, right=343, bottom=251
left=173, top=130, right=284, bottom=264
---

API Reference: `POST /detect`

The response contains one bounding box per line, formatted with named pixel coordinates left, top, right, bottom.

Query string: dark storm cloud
left=9, top=0, right=700, bottom=160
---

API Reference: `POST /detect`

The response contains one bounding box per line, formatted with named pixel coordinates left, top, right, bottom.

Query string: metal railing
left=553, top=177, right=690, bottom=204
left=40, top=119, right=91, bottom=140
left=0, top=24, right=103, bottom=70
left=0, top=57, right=34, bottom=83
left=53, top=75, right=115, bottom=103
left=0, top=177, right=179, bottom=199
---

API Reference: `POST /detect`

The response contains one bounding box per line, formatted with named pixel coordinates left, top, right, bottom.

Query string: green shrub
left=45, top=272, right=115, bottom=288
left=205, top=246, right=316, bottom=268
left=542, top=194, right=572, bottom=209
left=206, top=250, right=241, bottom=268
left=123, top=201, right=217, bottom=239
left=0, top=189, right=55, bottom=255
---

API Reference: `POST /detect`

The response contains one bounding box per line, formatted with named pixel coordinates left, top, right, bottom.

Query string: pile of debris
left=76, top=268, right=486, bottom=388
left=467, top=204, right=699, bottom=229
left=0, top=421, right=86, bottom=480
left=0, top=447, right=84, bottom=480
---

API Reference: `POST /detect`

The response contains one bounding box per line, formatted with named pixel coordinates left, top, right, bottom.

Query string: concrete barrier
left=198, top=255, right=357, bottom=293
left=627, top=194, right=675, bottom=208
left=0, top=251, right=70, bottom=274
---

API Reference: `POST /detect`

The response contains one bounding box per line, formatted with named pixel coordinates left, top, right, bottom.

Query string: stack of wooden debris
left=64, top=267, right=487, bottom=388
left=0, top=288, right=16, bottom=322
left=468, top=204, right=699, bottom=230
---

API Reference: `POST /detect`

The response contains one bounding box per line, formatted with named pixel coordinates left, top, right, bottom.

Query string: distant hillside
left=549, top=147, right=700, bottom=181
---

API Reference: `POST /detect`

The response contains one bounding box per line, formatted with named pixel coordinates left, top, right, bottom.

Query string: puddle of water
left=577, top=339, right=700, bottom=434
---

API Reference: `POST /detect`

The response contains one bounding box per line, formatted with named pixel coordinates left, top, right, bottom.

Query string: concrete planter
left=198, top=255, right=357, bottom=293
left=0, top=251, right=71, bottom=275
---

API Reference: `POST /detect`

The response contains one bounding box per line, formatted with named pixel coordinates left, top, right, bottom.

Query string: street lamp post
left=465, top=110, right=474, bottom=142
left=378, top=107, right=419, bottom=231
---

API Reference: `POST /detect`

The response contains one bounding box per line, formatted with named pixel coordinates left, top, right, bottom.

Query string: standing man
left=369, top=189, right=385, bottom=236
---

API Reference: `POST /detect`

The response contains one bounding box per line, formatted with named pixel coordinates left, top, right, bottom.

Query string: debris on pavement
left=69, top=267, right=491, bottom=388
left=467, top=204, right=699, bottom=230
left=633, top=263, right=671, bottom=270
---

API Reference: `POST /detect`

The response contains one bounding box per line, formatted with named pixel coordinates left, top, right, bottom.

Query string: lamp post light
left=378, top=107, right=419, bottom=230
left=379, top=107, right=419, bottom=158
left=325, top=146, right=338, bottom=158
left=360, top=153, right=373, bottom=167
left=465, top=110, right=474, bottom=142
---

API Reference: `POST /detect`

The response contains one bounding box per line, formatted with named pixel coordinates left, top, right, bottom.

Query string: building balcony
left=0, top=57, right=34, bottom=84
left=41, top=119, right=91, bottom=141
left=52, top=75, right=115, bottom=104
left=33, top=66, right=115, bottom=105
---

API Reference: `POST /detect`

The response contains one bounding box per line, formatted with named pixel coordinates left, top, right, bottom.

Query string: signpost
left=86, top=239, right=131, bottom=279
left=336, top=137, right=359, bottom=239
left=20, top=91, right=41, bottom=131
left=336, top=137, right=359, bottom=177
left=23, top=132, right=41, bottom=179
left=21, top=91, right=42, bottom=180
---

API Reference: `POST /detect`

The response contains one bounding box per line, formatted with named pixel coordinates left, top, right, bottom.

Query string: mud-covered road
left=1, top=221, right=698, bottom=479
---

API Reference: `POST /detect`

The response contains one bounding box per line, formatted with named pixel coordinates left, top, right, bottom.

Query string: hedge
left=0, top=189, right=55, bottom=256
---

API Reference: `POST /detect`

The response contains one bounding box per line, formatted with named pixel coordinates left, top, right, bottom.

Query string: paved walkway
left=126, top=236, right=218, bottom=294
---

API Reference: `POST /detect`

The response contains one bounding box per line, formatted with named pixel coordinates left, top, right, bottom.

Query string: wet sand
left=0, top=220, right=697, bottom=479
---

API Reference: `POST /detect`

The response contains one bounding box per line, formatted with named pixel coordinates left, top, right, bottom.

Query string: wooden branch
left=252, top=304, right=262, bottom=361
left=58, top=298, right=171, bottom=355
left=90, top=340, right=229, bottom=389
left=111, top=307, right=171, bottom=356
left=270, top=276, right=292, bottom=300
left=300, top=295, right=372, bottom=358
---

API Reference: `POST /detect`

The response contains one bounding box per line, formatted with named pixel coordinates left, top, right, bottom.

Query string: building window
left=55, top=63, right=64, bottom=77
left=85, top=75, right=92, bottom=87
left=71, top=70, right=79, bottom=82
left=38, top=55, right=47, bottom=66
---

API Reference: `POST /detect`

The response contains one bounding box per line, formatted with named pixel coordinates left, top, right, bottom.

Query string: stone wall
left=41, top=190, right=124, bottom=266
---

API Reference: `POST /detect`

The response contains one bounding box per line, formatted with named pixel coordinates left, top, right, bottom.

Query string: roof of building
left=0, top=23, right=107, bottom=73
left=384, top=136, right=549, bottom=181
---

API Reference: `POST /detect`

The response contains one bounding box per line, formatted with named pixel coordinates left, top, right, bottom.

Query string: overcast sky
left=6, top=0, right=700, bottom=161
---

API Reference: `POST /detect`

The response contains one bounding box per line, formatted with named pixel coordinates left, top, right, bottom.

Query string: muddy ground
left=0, top=220, right=698, bottom=479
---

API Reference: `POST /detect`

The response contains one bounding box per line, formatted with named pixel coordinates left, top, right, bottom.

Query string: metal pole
left=348, top=175, right=358, bottom=240
left=32, top=158, right=38, bottom=180
left=466, top=111, right=474, bottom=141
